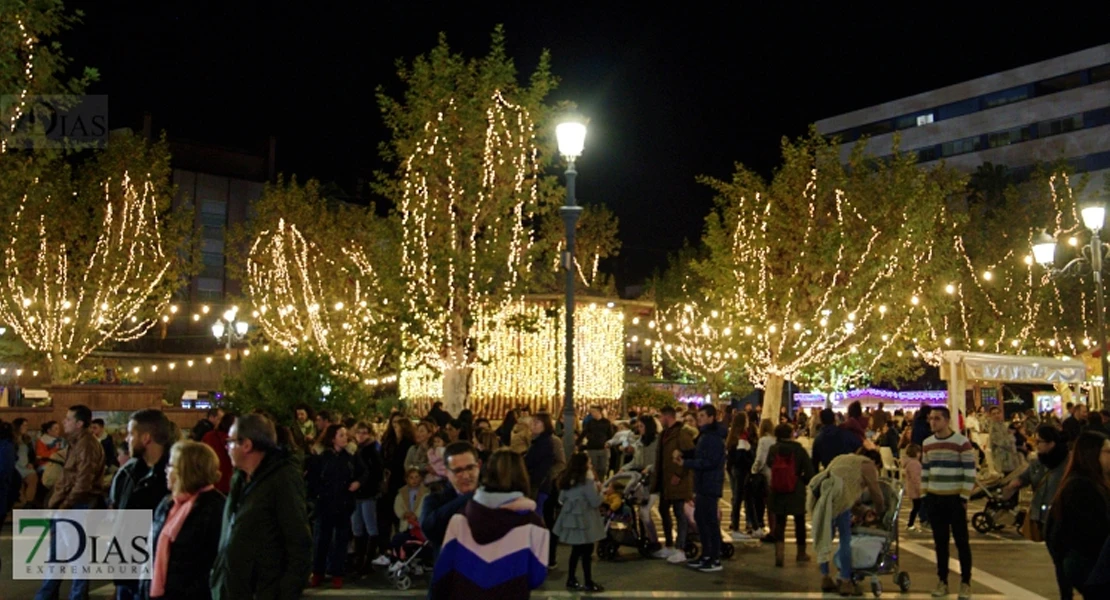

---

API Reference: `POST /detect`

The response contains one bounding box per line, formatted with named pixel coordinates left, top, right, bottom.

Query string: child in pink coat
left=900, top=444, right=923, bottom=531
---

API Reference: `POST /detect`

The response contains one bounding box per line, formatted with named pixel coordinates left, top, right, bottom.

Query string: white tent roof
left=941, top=351, right=1087, bottom=384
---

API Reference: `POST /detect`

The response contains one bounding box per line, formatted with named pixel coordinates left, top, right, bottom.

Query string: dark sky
left=75, top=2, right=1108, bottom=289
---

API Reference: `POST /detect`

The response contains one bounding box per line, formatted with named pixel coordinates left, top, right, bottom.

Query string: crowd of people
left=0, top=397, right=1108, bottom=599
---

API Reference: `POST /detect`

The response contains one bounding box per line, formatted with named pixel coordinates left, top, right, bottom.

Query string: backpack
left=770, top=449, right=798, bottom=494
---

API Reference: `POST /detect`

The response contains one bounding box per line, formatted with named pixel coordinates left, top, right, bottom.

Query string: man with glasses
left=210, top=414, right=311, bottom=600
left=420, top=441, right=481, bottom=551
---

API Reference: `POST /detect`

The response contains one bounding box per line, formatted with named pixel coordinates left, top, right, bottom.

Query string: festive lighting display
left=656, top=296, right=741, bottom=396
left=0, top=172, right=175, bottom=377
left=401, top=298, right=624, bottom=418
left=245, top=218, right=390, bottom=377
left=397, top=90, right=544, bottom=413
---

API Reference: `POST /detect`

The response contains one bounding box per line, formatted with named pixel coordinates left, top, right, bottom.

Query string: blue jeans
left=659, top=498, right=689, bottom=548
left=35, top=503, right=93, bottom=600
left=351, top=498, right=378, bottom=537
left=314, top=510, right=353, bottom=577
left=820, top=509, right=853, bottom=581
left=694, top=495, right=722, bottom=561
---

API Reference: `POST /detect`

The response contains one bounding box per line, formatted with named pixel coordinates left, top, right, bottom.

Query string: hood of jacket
left=464, top=489, right=541, bottom=545
left=1038, top=441, right=1070, bottom=470
left=699, top=421, right=727, bottom=439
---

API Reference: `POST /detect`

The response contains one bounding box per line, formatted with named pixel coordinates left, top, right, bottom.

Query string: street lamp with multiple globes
left=212, top=306, right=249, bottom=377
left=1033, top=200, right=1108, bottom=409
left=556, top=115, right=586, bottom=461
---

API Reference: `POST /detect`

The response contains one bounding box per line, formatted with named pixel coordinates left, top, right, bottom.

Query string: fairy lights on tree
left=379, top=27, right=561, bottom=414
left=655, top=296, right=742, bottom=399
left=693, top=133, right=952, bottom=422
left=0, top=135, right=192, bottom=381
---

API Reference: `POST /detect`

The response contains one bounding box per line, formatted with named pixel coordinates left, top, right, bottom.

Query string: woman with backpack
left=767, top=423, right=814, bottom=567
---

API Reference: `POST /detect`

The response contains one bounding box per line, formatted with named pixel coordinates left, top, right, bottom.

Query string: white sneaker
left=371, top=555, right=392, bottom=567
left=730, top=531, right=752, bottom=541
left=666, top=550, right=687, bottom=564
left=652, top=547, right=674, bottom=559
left=931, top=581, right=948, bottom=597
left=958, top=582, right=972, bottom=600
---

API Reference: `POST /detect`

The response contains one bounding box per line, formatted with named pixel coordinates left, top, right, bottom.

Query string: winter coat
left=385, top=438, right=414, bottom=495
left=49, top=428, right=105, bottom=510
left=524, top=431, right=556, bottom=499
left=654, top=422, right=695, bottom=500
left=621, top=435, right=659, bottom=489
left=210, top=448, right=312, bottom=600
left=394, top=485, right=428, bottom=531
left=553, top=480, right=606, bottom=545
left=812, top=425, right=861, bottom=471
left=1046, top=475, right=1110, bottom=591
left=431, top=490, right=548, bottom=598
left=354, top=442, right=385, bottom=500
left=1017, top=444, right=1069, bottom=523
left=900, top=456, right=922, bottom=500
left=306, top=447, right=368, bottom=517
left=988, top=419, right=1023, bottom=474
left=141, top=489, right=225, bottom=600
left=681, top=422, right=726, bottom=498
left=767, top=439, right=814, bottom=515
left=579, top=418, right=614, bottom=451
left=405, top=442, right=431, bottom=477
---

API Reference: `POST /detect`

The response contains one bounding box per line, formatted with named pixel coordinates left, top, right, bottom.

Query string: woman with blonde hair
left=142, top=440, right=226, bottom=600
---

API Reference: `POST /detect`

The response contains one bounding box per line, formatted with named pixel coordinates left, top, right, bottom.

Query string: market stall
left=940, top=351, right=1087, bottom=417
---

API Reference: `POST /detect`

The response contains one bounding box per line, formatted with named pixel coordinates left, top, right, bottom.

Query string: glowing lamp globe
left=556, top=121, right=586, bottom=159
left=1081, top=203, right=1106, bottom=231
left=1032, top=231, right=1057, bottom=266
left=235, top=321, right=248, bottom=336
left=211, top=321, right=225, bottom=339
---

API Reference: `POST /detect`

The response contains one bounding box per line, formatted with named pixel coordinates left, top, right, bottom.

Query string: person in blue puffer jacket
left=675, top=405, right=726, bottom=573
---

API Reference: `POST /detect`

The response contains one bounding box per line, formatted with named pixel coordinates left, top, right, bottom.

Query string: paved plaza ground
left=1, top=490, right=1057, bottom=600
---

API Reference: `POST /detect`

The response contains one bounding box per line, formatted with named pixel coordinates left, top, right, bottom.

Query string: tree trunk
left=760, top=373, right=785, bottom=426
left=442, top=366, right=472, bottom=416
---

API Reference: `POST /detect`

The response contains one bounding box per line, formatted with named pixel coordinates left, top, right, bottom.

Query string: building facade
left=816, top=44, right=1110, bottom=195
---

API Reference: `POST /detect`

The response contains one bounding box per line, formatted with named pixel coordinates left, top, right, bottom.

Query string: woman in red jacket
left=201, top=413, right=236, bottom=494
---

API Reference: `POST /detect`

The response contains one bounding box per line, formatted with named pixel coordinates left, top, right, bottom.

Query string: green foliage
left=533, top=203, right=622, bottom=295
left=622, top=383, right=677, bottom=411
left=222, top=347, right=375, bottom=428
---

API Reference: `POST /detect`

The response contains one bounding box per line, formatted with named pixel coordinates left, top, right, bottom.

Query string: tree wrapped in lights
left=656, top=295, right=744, bottom=399
left=1, top=1, right=98, bottom=152
left=694, top=133, right=955, bottom=422
left=378, top=27, right=561, bottom=414
left=238, top=178, right=398, bottom=378
left=0, top=134, right=195, bottom=380
left=537, top=204, right=621, bottom=294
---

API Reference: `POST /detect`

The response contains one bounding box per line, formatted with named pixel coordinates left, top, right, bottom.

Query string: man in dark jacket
left=211, top=414, right=311, bottom=600
left=579, top=405, right=614, bottom=477
left=110, top=409, right=173, bottom=600
left=421, top=442, right=480, bottom=551
left=191, top=407, right=223, bottom=442
left=676, top=405, right=726, bottom=573
left=812, top=409, right=861, bottom=471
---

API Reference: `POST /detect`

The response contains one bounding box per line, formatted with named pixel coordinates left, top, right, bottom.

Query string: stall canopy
left=940, top=351, right=1087, bottom=416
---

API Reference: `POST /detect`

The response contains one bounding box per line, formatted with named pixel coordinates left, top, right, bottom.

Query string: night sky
left=75, top=2, right=1107, bottom=288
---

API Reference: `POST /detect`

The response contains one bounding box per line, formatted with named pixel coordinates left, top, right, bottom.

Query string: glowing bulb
left=793, top=322, right=801, bottom=331
left=632, top=317, right=640, bottom=325
left=1049, top=339, right=1056, bottom=347
left=665, top=324, right=673, bottom=332
left=1011, top=339, right=1020, bottom=347
left=819, top=318, right=828, bottom=327
left=1068, top=237, right=1079, bottom=247
left=644, top=339, right=652, bottom=346
left=243, top=349, right=250, bottom=356
left=944, top=338, right=952, bottom=346
left=21, top=298, right=30, bottom=308
left=881, top=334, right=889, bottom=341
left=848, top=312, right=856, bottom=321
left=744, top=326, right=753, bottom=335
left=150, top=365, right=157, bottom=372
left=133, top=367, right=140, bottom=374
left=161, top=315, right=169, bottom=323
left=977, top=339, right=985, bottom=347
left=100, top=302, right=108, bottom=310
left=187, top=360, right=194, bottom=367
left=1023, top=255, right=1033, bottom=265
left=334, top=302, right=344, bottom=311
left=945, top=284, right=955, bottom=294
left=169, top=305, right=178, bottom=314
left=168, top=362, right=176, bottom=370
left=769, top=325, right=777, bottom=333
left=648, top=321, right=656, bottom=329
left=710, top=310, right=719, bottom=318
left=631, top=335, right=639, bottom=342
left=62, top=300, right=72, bottom=309
left=192, top=314, right=200, bottom=321
left=723, top=327, right=731, bottom=336
left=683, top=326, right=692, bottom=334
left=844, top=322, right=856, bottom=333
left=205, top=357, right=213, bottom=364
left=263, top=345, right=270, bottom=352
left=982, top=270, right=993, bottom=281
left=201, top=305, right=210, bottom=314
left=878, top=305, right=887, bottom=315
left=910, top=296, right=919, bottom=306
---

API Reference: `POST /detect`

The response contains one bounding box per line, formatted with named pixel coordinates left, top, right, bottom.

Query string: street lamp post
left=556, top=117, right=586, bottom=461
left=211, top=306, right=249, bottom=378
left=1033, top=201, right=1108, bottom=410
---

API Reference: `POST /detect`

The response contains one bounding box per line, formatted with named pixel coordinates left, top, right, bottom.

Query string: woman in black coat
left=142, top=441, right=226, bottom=600
left=1046, top=430, right=1110, bottom=599
left=306, top=425, right=368, bottom=588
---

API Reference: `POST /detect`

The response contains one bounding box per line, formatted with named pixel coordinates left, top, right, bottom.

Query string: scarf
left=151, top=485, right=214, bottom=597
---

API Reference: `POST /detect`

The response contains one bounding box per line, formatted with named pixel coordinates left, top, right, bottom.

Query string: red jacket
left=201, top=429, right=233, bottom=494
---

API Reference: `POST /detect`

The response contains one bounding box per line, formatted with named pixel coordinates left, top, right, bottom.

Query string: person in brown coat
left=36, top=404, right=107, bottom=600
left=653, top=406, right=696, bottom=563
left=767, top=423, right=815, bottom=567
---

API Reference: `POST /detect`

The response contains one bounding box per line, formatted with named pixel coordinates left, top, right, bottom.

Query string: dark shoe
left=566, top=578, right=583, bottom=591
left=774, top=541, right=785, bottom=567
left=839, top=579, right=863, bottom=597
left=697, top=560, right=723, bottom=573
left=686, top=557, right=708, bottom=569
left=729, top=524, right=739, bottom=532
left=821, top=576, right=838, bottom=592
left=583, top=581, right=606, bottom=592
left=796, top=551, right=811, bottom=563
left=761, top=533, right=776, bottom=543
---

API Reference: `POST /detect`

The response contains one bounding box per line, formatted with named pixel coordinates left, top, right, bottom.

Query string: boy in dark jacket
left=676, top=405, right=726, bottom=573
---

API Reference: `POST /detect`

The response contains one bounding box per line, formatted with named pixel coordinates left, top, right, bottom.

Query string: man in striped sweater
left=922, top=406, right=976, bottom=600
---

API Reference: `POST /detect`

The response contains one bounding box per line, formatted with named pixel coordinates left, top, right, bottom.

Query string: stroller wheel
left=395, top=575, right=412, bottom=591
left=637, top=537, right=655, bottom=559
left=721, top=543, right=735, bottom=559
left=871, top=580, right=882, bottom=597
left=896, top=571, right=911, bottom=593
left=684, top=541, right=700, bottom=560
left=971, top=512, right=993, bottom=534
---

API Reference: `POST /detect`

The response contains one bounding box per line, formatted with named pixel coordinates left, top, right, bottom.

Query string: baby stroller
left=596, top=469, right=657, bottom=560
left=838, top=478, right=911, bottom=597
left=385, top=522, right=433, bottom=591
left=969, top=466, right=1027, bottom=535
